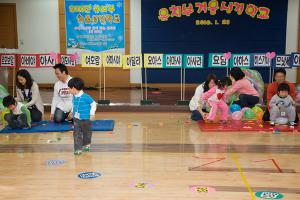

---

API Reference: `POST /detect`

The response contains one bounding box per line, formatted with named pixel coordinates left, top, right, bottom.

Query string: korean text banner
left=65, top=0, right=125, bottom=55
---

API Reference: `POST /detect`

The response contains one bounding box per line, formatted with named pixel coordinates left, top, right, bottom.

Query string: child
left=269, top=83, right=296, bottom=127
left=202, top=77, right=231, bottom=123
left=68, top=77, right=97, bottom=155
left=2, top=95, right=31, bottom=129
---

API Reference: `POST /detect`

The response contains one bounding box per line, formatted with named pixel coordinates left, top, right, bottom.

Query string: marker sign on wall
left=18, top=54, right=37, bottom=68
left=123, top=54, right=143, bottom=69
left=59, top=54, right=76, bottom=67
left=274, top=55, right=291, bottom=68
left=38, top=54, right=56, bottom=67
left=103, top=53, right=122, bottom=68
left=292, top=53, right=300, bottom=67
left=208, top=53, right=229, bottom=68
left=230, top=54, right=251, bottom=68
left=144, top=54, right=163, bottom=68
left=81, top=53, right=102, bottom=67
left=183, top=54, right=204, bottom=69
left=0, top=54, right=16, bottom=67
left=163, top=54, right=182, bottom=68
left=252, top=53, right=272, bottom=67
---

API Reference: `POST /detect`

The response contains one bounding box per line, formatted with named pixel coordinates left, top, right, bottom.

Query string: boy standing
left=68, top=77, right=97, bottom=155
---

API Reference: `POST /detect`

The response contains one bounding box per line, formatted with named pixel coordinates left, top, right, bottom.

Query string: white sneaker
left=270, top=121, right=275, bottom=126
left=289, top=122, right=295, bottom=128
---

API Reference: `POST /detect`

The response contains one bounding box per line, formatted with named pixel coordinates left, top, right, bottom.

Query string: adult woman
left=189, top=74, right=217, bottom=121
left=16, top=69, right=44, bottom=122
left=225, top=67, right=259, bottom=108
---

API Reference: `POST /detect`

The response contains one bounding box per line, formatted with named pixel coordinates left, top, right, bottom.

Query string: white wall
left=286, top=0, right=299, bottom=83
left=0, top=0, right=59, bottom=83
left=0, top=0, right=299, bottom=84
left=129, top=0, right=142, bottom=84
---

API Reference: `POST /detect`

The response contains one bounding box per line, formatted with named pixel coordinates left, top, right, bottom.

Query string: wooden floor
left=0, top=112, right=300, bottom=200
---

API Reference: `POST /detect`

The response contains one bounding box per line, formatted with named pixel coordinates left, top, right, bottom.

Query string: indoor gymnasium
left=0, top=0, right=300, bottom=200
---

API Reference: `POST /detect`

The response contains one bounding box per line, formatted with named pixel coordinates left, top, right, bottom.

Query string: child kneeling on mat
left=202, top=77, right=232, bottom=124
left=68, top=77, right=97, bottom=155
left=2, top=95, right=31, bottom=129
left=269, top=83, right=296, bottom=128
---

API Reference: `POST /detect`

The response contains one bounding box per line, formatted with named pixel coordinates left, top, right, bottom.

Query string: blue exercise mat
left=0, top=120, right=114, bottom=134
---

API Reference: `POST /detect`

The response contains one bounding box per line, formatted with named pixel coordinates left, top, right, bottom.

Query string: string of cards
left=0, top=53, right=300, bottom=68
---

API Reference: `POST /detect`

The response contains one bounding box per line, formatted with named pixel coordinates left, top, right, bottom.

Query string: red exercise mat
left=198, top=120, right=299, bottom=132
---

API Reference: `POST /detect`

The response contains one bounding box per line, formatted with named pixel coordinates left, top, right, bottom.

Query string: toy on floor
left=230, top=106, right=263, bottom=121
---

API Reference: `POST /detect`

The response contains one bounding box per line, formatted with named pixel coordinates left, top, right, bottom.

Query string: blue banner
left=65, top=0, right=125, bottom=55
left=142, top=0, right=288, bottom=83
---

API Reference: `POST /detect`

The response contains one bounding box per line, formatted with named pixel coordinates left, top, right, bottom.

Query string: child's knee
left=4, top=113, right=11, bottom=121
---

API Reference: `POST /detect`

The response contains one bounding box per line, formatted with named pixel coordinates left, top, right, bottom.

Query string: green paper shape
left=255, top=191, right=284, bottom=199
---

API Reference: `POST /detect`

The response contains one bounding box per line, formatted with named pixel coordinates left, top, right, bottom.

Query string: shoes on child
left=74, top=145, right=91, bottom=155
left=289, top=122, right=296, bottom=128
left=270, top=121, right=275, bottom=126
left=74, top=150, right=82, bottom=155
left=83, top=145, right=91, bottom=152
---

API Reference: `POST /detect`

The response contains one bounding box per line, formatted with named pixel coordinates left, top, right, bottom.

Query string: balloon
left=275, top=117, right=288, bottom=125
left=256, top=112, right=263, bottom=121
left=244, top=109, right=255, bottom=120
left=0, top=98, right=4, bottom=110
left=232, top=111, right=243, bottom=120
left=241, top=107, right=250, bottom=113
left=230, top=104, right=241, bottom=113
left=0, top=108, right=10, bottom=125
left=205, top=106, right=211, bottom=113
left=242, top=69, right=264, bottom=104
left=0, top=84, right=9, bottom=99
left=296, top=92, right=300, bottom=102
left=252, top=106, right=263, bottom=113
left=252, top=106, right=264, bottom=116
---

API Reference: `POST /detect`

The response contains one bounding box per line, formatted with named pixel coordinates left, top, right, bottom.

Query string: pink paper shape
left=223, top=52, right=231, bottom=59
left=266, top=52, right=276, bottom=59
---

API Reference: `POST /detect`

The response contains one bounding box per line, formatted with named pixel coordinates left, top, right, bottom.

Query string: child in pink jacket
left=202, top=77, right=232, bottom=123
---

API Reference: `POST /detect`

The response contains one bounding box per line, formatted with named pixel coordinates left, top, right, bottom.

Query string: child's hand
left=291, top=99, right=296, bottom=106
left=200, top=111, right=208, bottom=120
left=67, top=112, right=73, bottom=120
left=90, top=115, right=95, bottom=121
left=203, top=113, right=208, bottom=120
